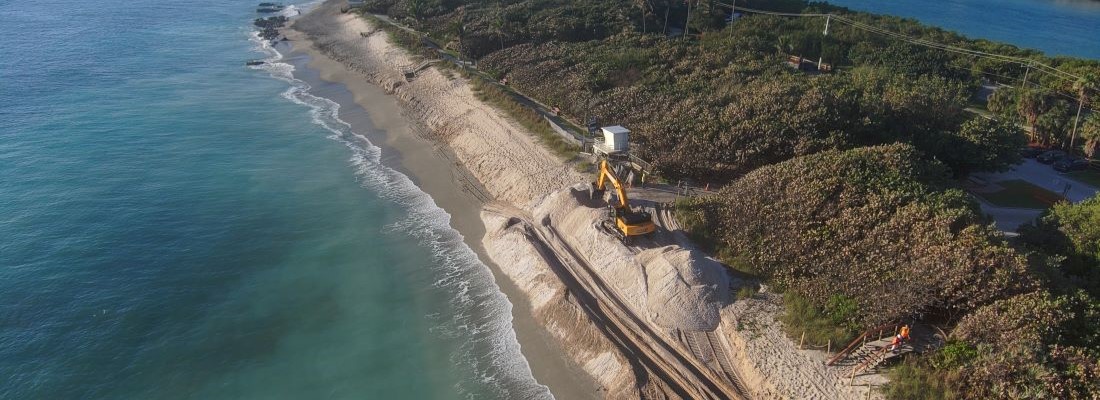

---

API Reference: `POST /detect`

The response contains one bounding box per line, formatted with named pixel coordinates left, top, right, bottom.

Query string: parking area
left=973, top=159, right=1097, bottom=202
left=968, top=159, right=1099, bottom=232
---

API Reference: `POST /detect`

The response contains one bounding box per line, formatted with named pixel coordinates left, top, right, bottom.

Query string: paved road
left=973, top=159, right=1098, bottom=202
left=970, top=159, right=1099, bottom=231
left=970, top=198, right=1044, bottom=232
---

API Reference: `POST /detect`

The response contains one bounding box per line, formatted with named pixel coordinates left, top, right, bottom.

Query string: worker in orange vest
left=889, top=335, right=901, bottom=352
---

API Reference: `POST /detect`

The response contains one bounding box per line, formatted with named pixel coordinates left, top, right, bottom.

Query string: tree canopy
left=360, top=0, right=1099, bottom=181
left=680, top=144, right=1034, bottom=326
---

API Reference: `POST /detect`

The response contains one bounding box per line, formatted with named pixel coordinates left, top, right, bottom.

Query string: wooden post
left=866, top=385, right=873, bottom=400
left=827, top=339, right=832, bottom=354
left=800, top=331, right=805, bottom=349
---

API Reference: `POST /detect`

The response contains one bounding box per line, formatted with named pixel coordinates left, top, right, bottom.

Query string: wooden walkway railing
left=826, top=323, right=897, bottom=366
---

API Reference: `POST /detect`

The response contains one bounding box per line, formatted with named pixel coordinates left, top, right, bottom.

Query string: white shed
left=600, top=125, right=630, bottom=153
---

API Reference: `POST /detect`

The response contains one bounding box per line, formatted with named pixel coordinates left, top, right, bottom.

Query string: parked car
left=1019, top=146, right=1044, bottom=158
left=1037, top=150, right=1068, bottom=164
left=1053, top=157, right=1090, bottom=172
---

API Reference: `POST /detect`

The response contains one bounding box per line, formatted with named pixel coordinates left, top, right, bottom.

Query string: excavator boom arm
left=595, top=160, right=630, bottom=209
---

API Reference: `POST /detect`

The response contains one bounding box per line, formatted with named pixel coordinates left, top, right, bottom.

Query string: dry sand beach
left=283, top=1, right=887, bottom=398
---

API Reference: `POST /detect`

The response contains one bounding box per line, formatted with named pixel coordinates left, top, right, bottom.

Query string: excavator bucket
left=589, top=181, right=603, bottom=200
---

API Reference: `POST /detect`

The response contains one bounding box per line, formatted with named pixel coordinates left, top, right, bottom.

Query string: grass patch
left=468, top=77, right=578, bottom=160
left=1067, top=170, right=1100, bottom=188
left=360, top=14, right=434, bottom=59
left=674, top=197, right=759, bottom=275
left=673, top=198, right=719, bottom=251
left=778, top=292, right=859, bottom=348
left=736, top=286, right=756, bottom=300
left=883, top=358, right=953, bottom=400
left=573, top=160, right=595, bottom=175
left=973, top=179, right=1065, bottom=208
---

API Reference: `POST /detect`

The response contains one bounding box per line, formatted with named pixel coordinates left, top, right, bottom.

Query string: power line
left=731, top=5, right=1096, bottom=95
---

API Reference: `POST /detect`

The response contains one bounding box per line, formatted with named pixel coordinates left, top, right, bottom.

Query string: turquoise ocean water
left=0, top=0, right=549, bottom=398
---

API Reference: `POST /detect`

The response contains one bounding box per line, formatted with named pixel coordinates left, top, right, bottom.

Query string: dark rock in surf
left=253, top=16, right=288, bottom=42
left=245, top=60, right=265, bottom=66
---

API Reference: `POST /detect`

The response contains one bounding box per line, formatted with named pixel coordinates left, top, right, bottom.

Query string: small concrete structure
left=594, top=125, right=630, bottom=157
left=602, top=126, right=629, bottom=152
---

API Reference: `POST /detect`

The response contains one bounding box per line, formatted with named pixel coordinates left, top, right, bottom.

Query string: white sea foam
left=248, top=26, right=553, bottom=400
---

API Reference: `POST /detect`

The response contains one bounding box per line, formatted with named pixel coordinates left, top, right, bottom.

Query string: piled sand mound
left=533, top=184, right=729, bottom=332
left=481, top=208, right=642, bottom=398
left=534, top=185, right=647, bottom=307
left=638, top=246, right=729, bottom=332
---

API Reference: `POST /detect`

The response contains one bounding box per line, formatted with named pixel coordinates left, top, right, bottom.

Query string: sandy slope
left=722, top=294, right=883, bottom=399
left=287, top=2, right=883, bottom=398
left=289, top=5, right=581, bottom=207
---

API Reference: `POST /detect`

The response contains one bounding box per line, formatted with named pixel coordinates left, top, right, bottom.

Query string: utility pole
left=819, top=15, right=830, bottom=69
left=1021, top=62, right=1032, bottom=88
left=664, top=5, right=670, bottom=36
left=1069, top=98, right=1085, bottom=155
left=729, top=0, right=735, bottom=39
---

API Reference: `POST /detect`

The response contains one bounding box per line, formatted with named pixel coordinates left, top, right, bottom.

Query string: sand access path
left=285, top=1, right=884, bottom=398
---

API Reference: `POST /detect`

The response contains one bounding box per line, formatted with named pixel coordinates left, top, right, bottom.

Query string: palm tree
left=684, top=0, right=693, bottom=38
left=1080, top=113, right=1100, bottom=158
left=776, top=34, right=795, bottom=56
left=1068, top=77, right=1096, bottom=154
left=633, top=0, right=651, bottom=33
left=406, top=0, right=424, bottom=20
left=1017, top=89, right=1050, bottom=144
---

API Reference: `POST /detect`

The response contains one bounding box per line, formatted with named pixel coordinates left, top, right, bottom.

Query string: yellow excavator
left=590, top=159, right=656, bottom=242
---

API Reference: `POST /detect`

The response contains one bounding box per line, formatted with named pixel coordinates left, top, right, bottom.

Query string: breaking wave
left=248, top=26, right=553, bottom=400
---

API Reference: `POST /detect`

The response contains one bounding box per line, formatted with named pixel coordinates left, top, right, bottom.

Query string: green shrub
left=736, top=286, right=756, bottom=301
left=931, top=342, right=978, bottom=370
left=824, top=294, right=860, bottom=332
left=884, top=359, right=952, bottom=400
left=700, top=145, right=1034, bottom=327
left=779, top=292, right=858, bottom=347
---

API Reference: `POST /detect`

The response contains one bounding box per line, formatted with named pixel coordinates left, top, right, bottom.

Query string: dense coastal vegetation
left=357, top=0, right=1100, bottom=397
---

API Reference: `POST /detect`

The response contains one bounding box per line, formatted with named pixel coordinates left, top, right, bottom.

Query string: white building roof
left=601, top=125, right=630, bottom=134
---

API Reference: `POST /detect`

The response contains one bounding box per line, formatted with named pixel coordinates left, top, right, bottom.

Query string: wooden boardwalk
left=828, top=325, right=945, bottom=379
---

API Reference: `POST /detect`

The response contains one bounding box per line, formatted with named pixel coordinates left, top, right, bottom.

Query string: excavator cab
left=590, top=159, right=656, bottom=242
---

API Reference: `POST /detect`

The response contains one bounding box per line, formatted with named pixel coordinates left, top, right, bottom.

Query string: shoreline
left=278, top=5, right=599, bottom=399
left=277, top=2, right=889, bottom=399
